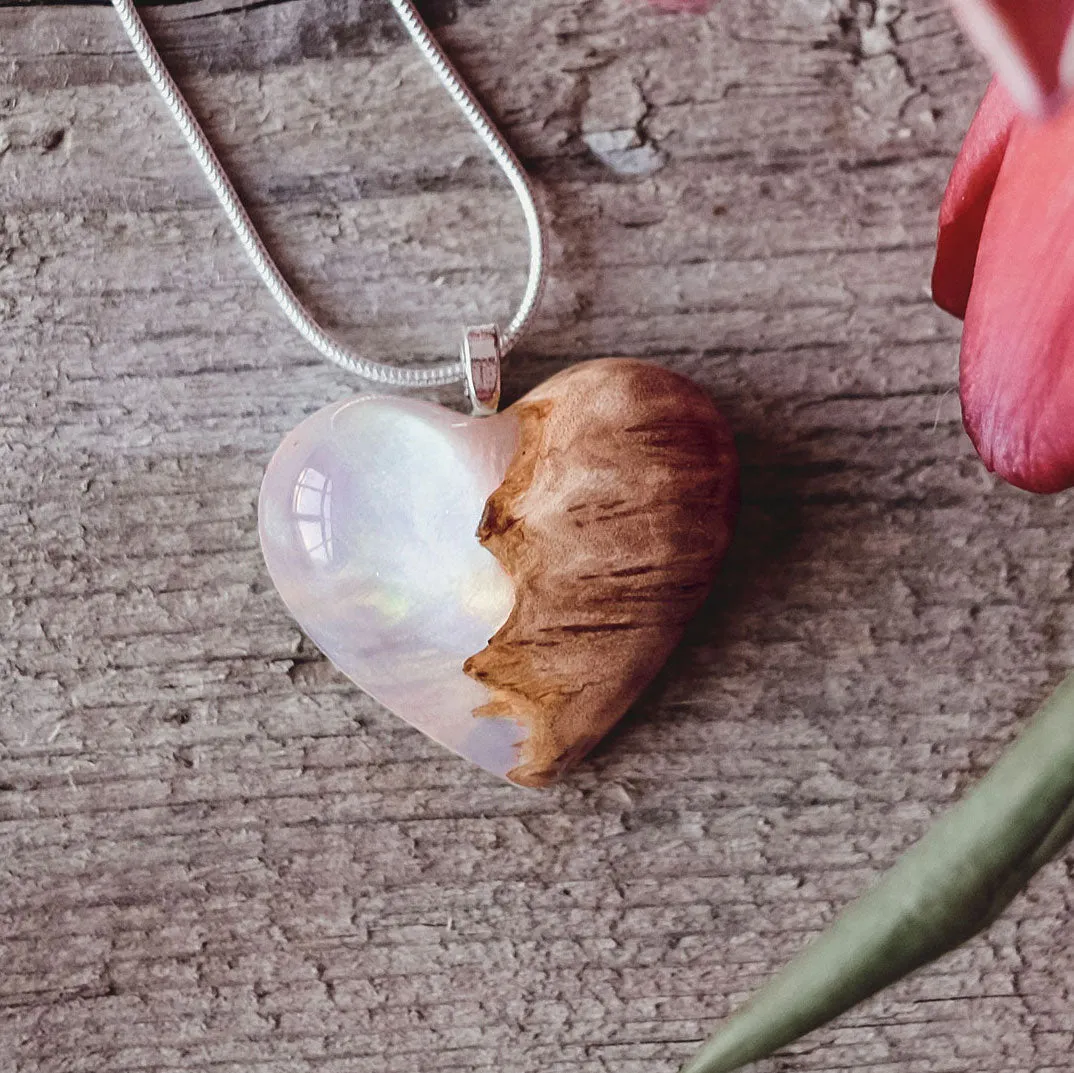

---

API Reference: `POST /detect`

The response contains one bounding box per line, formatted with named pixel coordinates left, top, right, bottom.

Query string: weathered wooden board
left=2, top=1, right=1073, bottom=1072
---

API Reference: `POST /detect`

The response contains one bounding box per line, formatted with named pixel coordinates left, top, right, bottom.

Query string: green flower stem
left=682, top=672, right=1074, bottom=1073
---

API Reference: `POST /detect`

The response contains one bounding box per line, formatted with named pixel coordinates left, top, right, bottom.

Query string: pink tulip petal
left=961, top=104, right=1074, bottom=493
left=933, top=79, right=1019, bottom=319
left=948, top=0, right=1074, bottom=114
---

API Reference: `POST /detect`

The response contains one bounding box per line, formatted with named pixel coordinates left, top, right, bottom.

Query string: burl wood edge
left=464, top=359, right=739, bottom=788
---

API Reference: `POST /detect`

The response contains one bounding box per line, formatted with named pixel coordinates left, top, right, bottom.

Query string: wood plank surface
left=2, top=1, right=1073, bottom=1071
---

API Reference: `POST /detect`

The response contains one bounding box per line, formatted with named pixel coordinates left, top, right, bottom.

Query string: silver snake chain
left=110, top=0, right=547, bottom=389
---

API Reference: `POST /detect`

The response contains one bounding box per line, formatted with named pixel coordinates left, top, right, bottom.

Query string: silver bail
left=462, top=325, right=502, bottom=416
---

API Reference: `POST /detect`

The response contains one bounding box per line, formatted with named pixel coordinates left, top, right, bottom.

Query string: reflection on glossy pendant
left=258, top=359, right=739, bottom=787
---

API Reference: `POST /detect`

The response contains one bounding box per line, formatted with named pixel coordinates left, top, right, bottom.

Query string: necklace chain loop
left=110, top=0, right=547, bottom=391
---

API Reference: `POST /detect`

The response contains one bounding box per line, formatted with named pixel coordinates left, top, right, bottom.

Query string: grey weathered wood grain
left=2, top=1, right=1073, bottom=1072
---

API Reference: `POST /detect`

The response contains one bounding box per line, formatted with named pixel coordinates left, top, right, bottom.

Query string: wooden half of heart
left=258, top=359, right=739, bottom=787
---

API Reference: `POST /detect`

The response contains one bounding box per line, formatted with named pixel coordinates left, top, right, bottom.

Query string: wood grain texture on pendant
left=257, top=358, right=738, bottom=787
left=467, top=359, right=739, bottom=786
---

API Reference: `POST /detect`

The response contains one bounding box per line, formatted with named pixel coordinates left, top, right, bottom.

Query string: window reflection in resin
left=292, top=467, right=334, bottom=564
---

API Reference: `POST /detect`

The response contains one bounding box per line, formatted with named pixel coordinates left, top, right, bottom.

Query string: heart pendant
left=258, top=359, right=738, bottom=786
